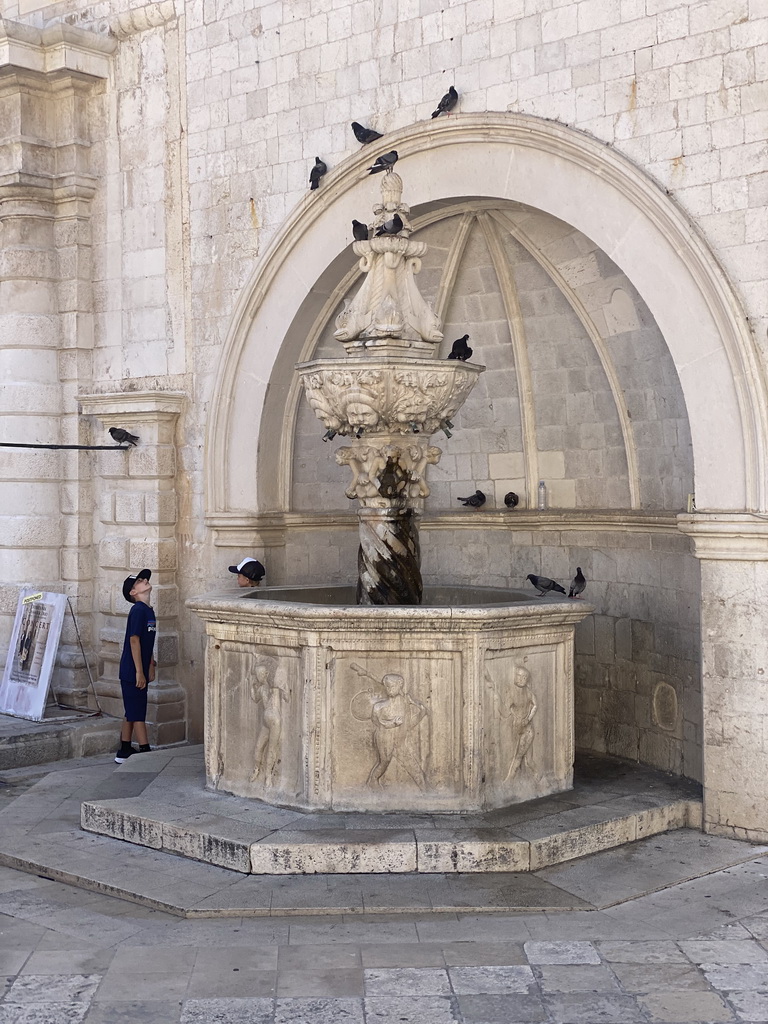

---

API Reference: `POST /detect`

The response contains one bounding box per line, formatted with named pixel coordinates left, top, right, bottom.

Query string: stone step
left=80, top=748, right=703, bottom=876
left=0, top=711, right=118, bottom=769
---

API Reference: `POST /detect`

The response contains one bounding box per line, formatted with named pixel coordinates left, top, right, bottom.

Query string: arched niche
left=205, top=113, right=767, bottom=526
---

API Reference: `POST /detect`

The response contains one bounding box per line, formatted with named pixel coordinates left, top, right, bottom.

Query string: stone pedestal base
left=189, top=587, right=592, bottom=813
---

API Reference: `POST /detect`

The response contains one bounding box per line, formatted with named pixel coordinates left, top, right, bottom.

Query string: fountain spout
left=297, top=172, right=484, bottom=604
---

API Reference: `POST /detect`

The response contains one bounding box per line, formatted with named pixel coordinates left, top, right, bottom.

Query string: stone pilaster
left=678, top=514, right=768, bottom=842
left=0, top=20, right=115, bottom=702
left=80, top=392, right=187, bottom=746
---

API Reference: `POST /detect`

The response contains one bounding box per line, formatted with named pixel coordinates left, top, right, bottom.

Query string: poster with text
left=0, top=590, right=68, bottom=721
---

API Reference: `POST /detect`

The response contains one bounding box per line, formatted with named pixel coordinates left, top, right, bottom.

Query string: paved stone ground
left=2, top=754, right=768, bottom=1022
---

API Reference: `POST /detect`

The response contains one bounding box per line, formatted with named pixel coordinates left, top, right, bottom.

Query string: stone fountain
left=189, top=173, right=592, bottom=813
left=297, top=170, right=482, bottom=605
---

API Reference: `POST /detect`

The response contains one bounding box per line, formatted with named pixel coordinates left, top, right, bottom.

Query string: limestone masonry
left=1, top=1, right=768, bottom=839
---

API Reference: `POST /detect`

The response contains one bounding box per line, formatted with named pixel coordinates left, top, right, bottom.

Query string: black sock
left=118, top=741, right=133, bottom=752
left=138, top=744, right=151, bottom=752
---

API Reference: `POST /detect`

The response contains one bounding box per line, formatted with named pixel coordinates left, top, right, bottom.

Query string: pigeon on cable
left=308, top=157, right=327, bottom=190
left=569, top=567, right=587, bottom=599
left=447, top=334, right=472, bottom=361
left=504, top=491, right=519, bottom=509
left=432, top=85, right=458, bottom=118
left=109, top=427, right=139, bottom=446
left=368, top=150, right=399, bottom=174
left=457, top=490, right=486, bottom=508
left=352, top=219, right=369, bottom=241
left=374, top=213, right=403, bottom=236
left=526, top=574, right=567, bottom=597
left=351, top=121, right=383, bottom=145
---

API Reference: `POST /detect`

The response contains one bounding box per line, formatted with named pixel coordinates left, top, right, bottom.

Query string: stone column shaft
left=678, top=513, right=768, bottom=842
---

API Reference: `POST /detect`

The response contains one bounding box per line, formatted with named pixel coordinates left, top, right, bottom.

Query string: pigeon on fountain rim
left=526, top=574, right=567, bottom=597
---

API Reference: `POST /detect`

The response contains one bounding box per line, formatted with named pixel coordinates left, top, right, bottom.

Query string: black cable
left=0, top=443, right=130, bottom=450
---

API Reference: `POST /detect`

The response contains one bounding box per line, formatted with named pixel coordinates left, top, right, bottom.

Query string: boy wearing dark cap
left=115, top=569, right=157, bottom=764
left=228, top=557, right=266, bottom=587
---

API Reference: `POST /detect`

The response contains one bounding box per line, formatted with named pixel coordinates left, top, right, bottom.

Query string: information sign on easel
left=0, top=590, right=68, bottom=721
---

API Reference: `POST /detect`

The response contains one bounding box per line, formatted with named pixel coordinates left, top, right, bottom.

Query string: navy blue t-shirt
left=119, top=602, right=156, bottom=683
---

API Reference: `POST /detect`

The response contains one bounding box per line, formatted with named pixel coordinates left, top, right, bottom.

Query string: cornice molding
left=677, top=513, right=768, bottom=560
left=208, top=509, right=682, bottom=548
left=0, top=17, right=115, bottom=80
left=79, top=391, right=186, bottom=419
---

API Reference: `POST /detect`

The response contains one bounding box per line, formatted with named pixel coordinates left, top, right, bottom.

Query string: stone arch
left=205, top=113, right=767, bottom=526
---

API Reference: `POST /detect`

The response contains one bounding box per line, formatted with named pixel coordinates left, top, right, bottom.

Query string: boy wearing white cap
left=228, top=557, right=266, bottom=587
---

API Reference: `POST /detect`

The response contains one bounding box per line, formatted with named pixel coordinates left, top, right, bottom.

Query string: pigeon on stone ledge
left=309, top=157, right=327, bottom=190
left=109, top=427, right=139, bottom=446
left=352, top=219, right=369, bottom=241
left=569, top=567, right=587, bottom=599
left=432, top=85, right=458, bottom=118
left=447, top=334, right=472, bottom=361
left=526, top=574, right=567, bottom=597
left=457, top=490, right=486, bottom=508
left=375, top=214, right=403, bottom=236
left=351, top=122, right=383, bottom=145
left=368, top=150, right=399, bottom=174
left=504, top=491, right=519, bottom=508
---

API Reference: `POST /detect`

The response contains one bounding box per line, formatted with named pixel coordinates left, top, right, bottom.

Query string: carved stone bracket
left=336, top=440, right=441, bottom=508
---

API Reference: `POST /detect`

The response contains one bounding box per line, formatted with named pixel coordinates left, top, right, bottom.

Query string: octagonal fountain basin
left=188, top=586, right=593, bottom=813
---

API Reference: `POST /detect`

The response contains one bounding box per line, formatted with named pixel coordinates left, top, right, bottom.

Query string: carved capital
left=677, top=513, right=768, bottom=561
left=336, top=440, right=442, bottom=508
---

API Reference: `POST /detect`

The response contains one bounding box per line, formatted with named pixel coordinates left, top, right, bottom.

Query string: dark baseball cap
left=228, top=558, right=265, bottom=582
left=122, top=568, right=151, bottom=603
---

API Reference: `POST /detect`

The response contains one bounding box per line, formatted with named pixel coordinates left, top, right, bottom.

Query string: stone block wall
left=280, top=516, right=701, bottom=781
left=292, top=204, right=693, bottom=514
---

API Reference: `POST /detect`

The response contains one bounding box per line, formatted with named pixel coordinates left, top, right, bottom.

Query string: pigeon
left=504, top=491, right=519, bottom=509
left=569, top=567, right=587, bottom=599
left=526, top=574, right=567, bottom=598
left=457, top=490, right=486, bottom=508
left=432, top=85, right=458, bottom=118
left=352, top=219, right=369, bottom=241
left=109, top=427, right=139, bottom=446
left=309, top=157, right=327, bottom=190
left=374, top=213, right=403, bottom=236
left=447, top=334, right=472, bottom=361
left=368, top=150, right=399, bottom=174
left=351, top=121, right=382, bottom=145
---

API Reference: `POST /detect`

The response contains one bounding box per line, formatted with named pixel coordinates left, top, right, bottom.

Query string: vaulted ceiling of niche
left=291, top=202, right=693, bottom=513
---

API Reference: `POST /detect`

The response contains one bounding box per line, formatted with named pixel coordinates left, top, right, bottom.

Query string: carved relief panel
left=213, top=642, right=301, bottom=800
left=328, top=651, right=462, bottom=809
left=483, top=643, right=570, bottom=806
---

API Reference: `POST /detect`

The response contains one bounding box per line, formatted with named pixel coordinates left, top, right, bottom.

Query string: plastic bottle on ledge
left=537, top=480, right=547, bottom=510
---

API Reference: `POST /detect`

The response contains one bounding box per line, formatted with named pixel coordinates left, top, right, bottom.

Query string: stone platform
left=2, top=748, right=765, bottom=919
left=82, top=747, right=702, bottom=877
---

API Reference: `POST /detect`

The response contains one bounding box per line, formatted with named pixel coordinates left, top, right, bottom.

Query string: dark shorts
left=120, top=678, right=148, bottom=722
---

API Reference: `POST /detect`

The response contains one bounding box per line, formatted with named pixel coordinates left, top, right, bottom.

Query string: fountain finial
left=379, top=169, right=403, bottom=208
left=334, top=173, right=442, bottom=351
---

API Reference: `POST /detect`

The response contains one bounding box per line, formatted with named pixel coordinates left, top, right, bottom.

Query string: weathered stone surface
left=190, top=588, right=590, bottom=813
left=250, top=832, right=417, bottom=876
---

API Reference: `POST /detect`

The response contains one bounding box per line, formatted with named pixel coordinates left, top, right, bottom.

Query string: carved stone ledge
left=677, top=513, right=768, bottom=560
left=0, top=18, right=116, bottom=79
